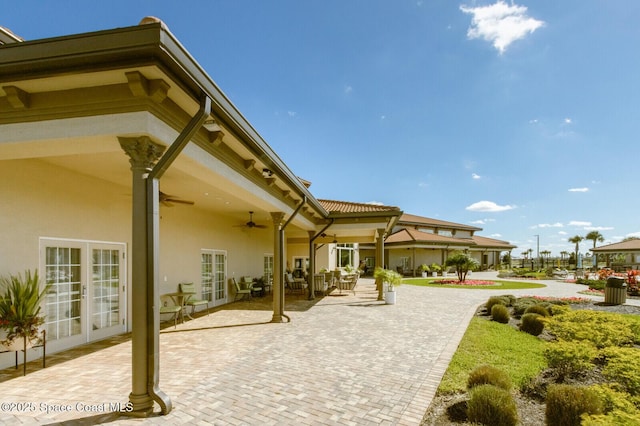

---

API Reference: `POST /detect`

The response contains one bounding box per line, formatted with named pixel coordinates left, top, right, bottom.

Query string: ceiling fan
left=159, top=191, right=195, bottom=207
left=235, top=211, right=267, bottom=229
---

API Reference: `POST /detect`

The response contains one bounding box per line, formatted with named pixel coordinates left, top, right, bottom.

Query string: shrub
left=467, top=384, right=518, bottom=426
left=545, top=384, right=603, bottom=426
left=491, top=304, right=510, bottom=324
left=520, top=313, right=545, bottom=336
left=587, top=384, right=639, bottom=415
left=467, top=365, right=512, bottom=391
left=545, top=310, right=635, bottom=348
left=602, top=347, right=640, bottom=396
left=549, top=304, right=571, bottom=316
left=582, top=411, right=640, bottom=426
left=524, top=304, right=550, bottom=317
left=512, top=297, right=537, bottom=317
left=544, top=340, right=598, bottom=377
left=485, top=296, right=508, bottom=313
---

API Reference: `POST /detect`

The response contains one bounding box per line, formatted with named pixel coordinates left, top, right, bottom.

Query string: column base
left=127, top=392, right=154, bottom=417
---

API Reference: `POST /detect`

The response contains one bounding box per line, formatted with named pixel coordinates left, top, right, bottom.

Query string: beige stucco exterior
left=0, top=20, right=402, bottom=411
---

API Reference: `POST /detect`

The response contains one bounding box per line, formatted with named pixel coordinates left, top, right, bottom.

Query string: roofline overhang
left=0, top=21, right=327, bottom=218
left=323, top=209, right=402, bottom=236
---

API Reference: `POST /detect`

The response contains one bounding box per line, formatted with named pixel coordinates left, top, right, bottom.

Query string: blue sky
left=3, top=1, right=639, bottom=258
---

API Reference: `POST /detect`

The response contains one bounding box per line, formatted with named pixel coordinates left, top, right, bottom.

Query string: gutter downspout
left=277, top=196, right=307, bottom=322
left=139, top=95, right=211, bottom=415
left=308, top=220, right=335, bottom=300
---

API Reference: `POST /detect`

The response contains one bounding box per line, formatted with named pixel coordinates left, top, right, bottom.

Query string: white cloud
left=627, top=231, right=640, bottom=238
left=366, top=201, right=384, bottom=206
left=466, top=200, right=515, bottom=212
left=470, top=220, right=485, bottom=224
left=460, top=1, right=544, bottom=54
left=287, top=111, right=297, bottom=117
left=564, top=118, right=572, bottom=124
left=472, top=173, right=481, bottom=180
left=344, top=85, right=353, bottom=94
left=568, top=187, right=589, bottom=192
left=533, top=223, right=564, bottom=228
left=558, top=231, right=568, bottom=235
left=490, top=233, right=502, bottom=238
left=585, top=226, right=614, bottom=231
left=569, top=220, right=592, bottom=227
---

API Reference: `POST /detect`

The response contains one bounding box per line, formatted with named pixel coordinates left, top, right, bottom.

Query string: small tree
left=445, top=251, right=479, bottom=283
left=568, top=235, right=584, bottom=267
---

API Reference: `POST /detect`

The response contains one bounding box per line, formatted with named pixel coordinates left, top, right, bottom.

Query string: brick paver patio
left=0, top=274, right=625, bottom=425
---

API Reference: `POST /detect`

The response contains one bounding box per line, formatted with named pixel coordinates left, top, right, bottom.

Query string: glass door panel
left=44, top=246, right=84, bottom=349
left=214, top=253, right=226, bottom=303
left=201, top=252, right=213, bottom=302
left=89, top=246, right=124, bottom=340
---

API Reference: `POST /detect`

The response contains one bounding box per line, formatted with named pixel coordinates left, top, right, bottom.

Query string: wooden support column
left=271, top=212, right=286, bottom=322
left=376, top=228, right=385, bottom=301
left=308, top=230, right=316, bottom=300
left=119, top=136, right=166, bottom=416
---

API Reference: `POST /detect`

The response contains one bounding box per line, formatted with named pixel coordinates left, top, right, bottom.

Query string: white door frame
left=39, top=238, right=127, bottom=353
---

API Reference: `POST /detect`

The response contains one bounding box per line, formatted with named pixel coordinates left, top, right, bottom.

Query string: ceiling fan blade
left=159, top=191, right=194, bottom=206
left=165, top=198, right=195, bottom=205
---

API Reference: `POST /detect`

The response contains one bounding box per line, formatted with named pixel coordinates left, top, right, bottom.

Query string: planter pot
left=431, top=272, right=437, bottom=277
left=385, top=290, right=396, bottom=305
left=441, top=272, right=447, bottom=277
left=421, top=272, right=428, bottom=278
left=0, top=332, right=34, bottom=352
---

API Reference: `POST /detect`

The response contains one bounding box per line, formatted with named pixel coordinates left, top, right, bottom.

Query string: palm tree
left=585, top=231, right=605, bottom=249
left=584, top=231, right=605, bottom=270
left=568, top=235, right=584, bottom=268
left=540, top=250, right=551, bottom=268
left=560, top=251, right=569, bottom=268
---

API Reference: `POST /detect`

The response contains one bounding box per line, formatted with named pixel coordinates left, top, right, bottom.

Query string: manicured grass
left=404, top=278, right=546, bottom=290
left=437, top=316, right=547, bottom=394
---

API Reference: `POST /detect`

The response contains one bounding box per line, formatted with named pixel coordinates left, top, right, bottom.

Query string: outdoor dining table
left=162, top=291, right=196, bottom=322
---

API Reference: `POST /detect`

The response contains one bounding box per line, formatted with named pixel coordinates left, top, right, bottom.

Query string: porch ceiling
left=0, top=21, right=400, bottom=243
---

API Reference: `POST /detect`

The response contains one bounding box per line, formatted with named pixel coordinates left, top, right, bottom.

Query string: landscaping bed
left=422, top=298, right=640, bottom=425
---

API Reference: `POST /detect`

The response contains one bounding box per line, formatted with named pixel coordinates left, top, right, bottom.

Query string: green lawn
left=403, top=278, right=546, bottom=290
left=437, top=316, right=547, bottom=394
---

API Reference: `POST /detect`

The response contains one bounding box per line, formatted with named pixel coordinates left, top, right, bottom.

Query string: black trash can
left=604, top=276, right=627, bottom=305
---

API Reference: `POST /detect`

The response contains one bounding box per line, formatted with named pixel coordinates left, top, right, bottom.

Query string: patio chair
left=332, top=270, right=342, bottom=288
left=285, top=273, right=307, bottom=294
left=233, top=277, right=252, bottom=301
left=314, top=274, right=328, bottom=295
left=159, top=295, right=182, bottom=328
left=337, top=273, right=359, bottom=295
left=242, top=276, right=264, bottom=297
left=179, top=282, right=209, bottom=316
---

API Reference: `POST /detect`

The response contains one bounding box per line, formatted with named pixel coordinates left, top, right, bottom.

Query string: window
left=335, top=244, right=355, bottom=269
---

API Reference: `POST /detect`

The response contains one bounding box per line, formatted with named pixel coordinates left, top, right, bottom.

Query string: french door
left=201, top=250, right=227, bottom=307
left=41, top=239, right=126, bottom=352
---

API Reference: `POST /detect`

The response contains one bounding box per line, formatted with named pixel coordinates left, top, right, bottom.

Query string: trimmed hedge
left=467, top=384, right=518, bottom=426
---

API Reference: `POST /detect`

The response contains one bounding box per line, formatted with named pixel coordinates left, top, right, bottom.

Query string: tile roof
left=385, top=228, right=472, bottom=245
left=471, top=235, right=517, bottom=249
left=399, top=213, right=482, bottom=231
left=591, top=239, right=640, bottom=252
left=385, top=228, right=514, bottom=250
left=319, top=199, right=401, bottom=214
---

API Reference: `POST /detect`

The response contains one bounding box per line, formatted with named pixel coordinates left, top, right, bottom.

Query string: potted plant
left=374, top=268, right=402, bottom=305
left=0, top=270, right=49, bottom=352
left=419, top=264, right=430, bottom=278
left=430, top=263, right=441, bottom=277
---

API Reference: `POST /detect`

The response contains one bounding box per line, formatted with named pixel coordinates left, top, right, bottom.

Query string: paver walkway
left=1, top=274, right=636, bottom=425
